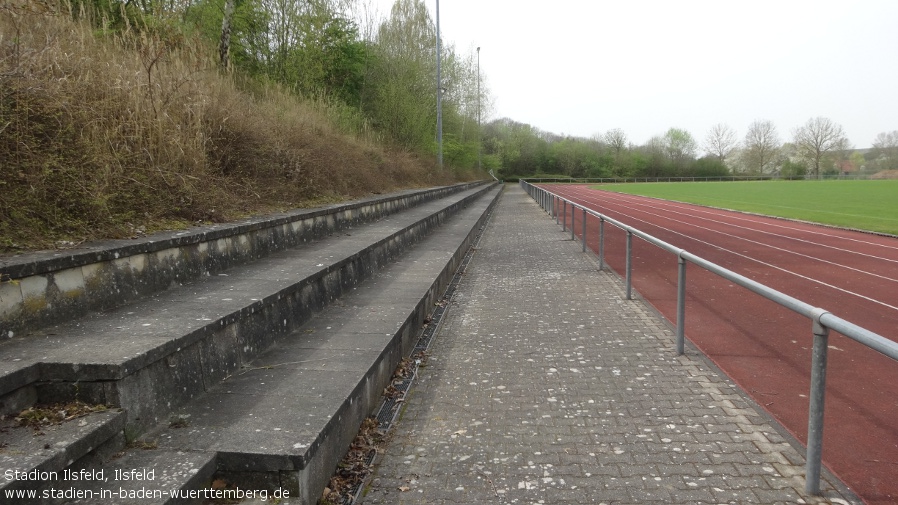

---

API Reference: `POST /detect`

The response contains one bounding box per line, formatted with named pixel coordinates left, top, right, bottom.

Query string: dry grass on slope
left=0, top=3, right=472, bottom=253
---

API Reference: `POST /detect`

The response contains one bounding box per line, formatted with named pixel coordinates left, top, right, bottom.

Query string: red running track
left=542, top=184, right=898, bottom=505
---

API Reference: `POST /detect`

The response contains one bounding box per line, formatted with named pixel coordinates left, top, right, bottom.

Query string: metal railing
left=521, top=180, right=898, bottom=495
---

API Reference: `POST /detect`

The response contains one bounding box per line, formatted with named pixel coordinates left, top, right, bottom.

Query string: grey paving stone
left=362, top=184, right=859, bottom=505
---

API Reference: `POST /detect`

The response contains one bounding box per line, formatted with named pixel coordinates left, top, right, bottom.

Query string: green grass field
left=591, top=180, right=898, bottom=236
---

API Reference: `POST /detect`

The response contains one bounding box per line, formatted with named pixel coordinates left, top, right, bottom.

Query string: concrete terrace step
left=0, top=182, right=486, bottom=341
left=0, top=182, right=500, bottom=504
left=0, top=409, right=126, bottom=502
left=67, top=450, right=218, bottom=505
left=62, top=185, right=501, bottom=505
left=0, top=183, right=494, bottom=423
left=0, top=182, right=486, bottom=419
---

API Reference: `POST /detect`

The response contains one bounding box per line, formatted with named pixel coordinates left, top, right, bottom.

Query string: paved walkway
left=361, top=184, right=858, bottom=505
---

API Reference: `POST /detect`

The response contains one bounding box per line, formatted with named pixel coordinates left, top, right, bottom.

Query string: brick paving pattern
left=361, top=184, right=858, bottom=505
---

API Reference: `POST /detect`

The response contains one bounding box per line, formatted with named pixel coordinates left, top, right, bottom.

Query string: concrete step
left=0, top=182, right=487, bottom=341
left=0, top=182, right=500, bottom=504
left=0, top=408, right=126, bottom=502
left=77, top=185, right=501, bottom=504
left=67, top=450, right=217, bottom=505
left=0, top=183, right=495, bottom=426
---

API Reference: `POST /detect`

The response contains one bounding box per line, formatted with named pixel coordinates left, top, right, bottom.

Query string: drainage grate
left=374, top=375, right=415, bottom=428
left=343, top=207, right=496, bottom=505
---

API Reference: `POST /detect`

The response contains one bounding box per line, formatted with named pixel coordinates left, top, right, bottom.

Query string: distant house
left=838, top=159, right=857, bottom=175
left=837, top=148, right=871, bottom=175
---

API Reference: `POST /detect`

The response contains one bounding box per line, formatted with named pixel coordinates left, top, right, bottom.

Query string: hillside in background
left=0, top=1, right=487, bottom=253
left=5, top=0, right=894, bottom=253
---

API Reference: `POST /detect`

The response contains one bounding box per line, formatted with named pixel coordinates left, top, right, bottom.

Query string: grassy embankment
left=0, top=5, right=480, bottom=254
left=593, top=180, right=898, bottom=236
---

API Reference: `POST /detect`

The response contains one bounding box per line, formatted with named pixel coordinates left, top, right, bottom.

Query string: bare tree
left=872, top=130, right=898, bottom=170
left=742, top=120, right=781, bottom=174
left=703, top=123, right=738, bottom=164
left=604, top=128, right=628, bottom=155
left=792, top=117, right=850, bottom=178
left=600, top=128, right=629, bottom=177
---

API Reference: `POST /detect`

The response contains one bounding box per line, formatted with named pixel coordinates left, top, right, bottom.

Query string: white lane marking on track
left=688, top=238, right=898, bottom=312
left=631, top=196, right=898, bottom=255
left=570, top=193, right=898, bottom=284
left=547, top=186, right=898, bottom=312
left=588, top=187, right=898, bottom=253
left=559, top=186, right=898, bottom=268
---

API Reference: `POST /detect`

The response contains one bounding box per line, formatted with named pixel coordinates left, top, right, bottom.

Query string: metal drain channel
left=344, top=200, right=497, bottom=505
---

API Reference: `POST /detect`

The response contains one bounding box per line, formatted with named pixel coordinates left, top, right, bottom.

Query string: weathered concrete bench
left=0, top=181, right=500, bottom=504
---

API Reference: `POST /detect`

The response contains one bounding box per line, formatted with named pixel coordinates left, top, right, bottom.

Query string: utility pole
left=477, top=46, right=481, bottom=171
left=436, top=0, right=443, bottom=168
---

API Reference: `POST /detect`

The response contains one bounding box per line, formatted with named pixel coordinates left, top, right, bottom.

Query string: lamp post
left=436, top=0, right=443, bottom=168
left=477, top=46, right=481, bottom=171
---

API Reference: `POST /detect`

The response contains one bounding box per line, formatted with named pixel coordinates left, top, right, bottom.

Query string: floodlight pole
left=436, top=0, right=443, bottom=168
left=477, top=46, right=481, bottom=171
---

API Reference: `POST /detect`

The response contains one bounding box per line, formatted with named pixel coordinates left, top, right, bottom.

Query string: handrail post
left=582, top=208, right=587, bottom=253
left=806, top=311, right=831, bottom=495
left=598, top=218, right=605, bottom=271
left=571, top=204, right=575, bottom=240
left=625, top=230, right=633, bottom=300
left=676, top=255, right=687, bottom=355
left=562, top=200, right=567, bottom=230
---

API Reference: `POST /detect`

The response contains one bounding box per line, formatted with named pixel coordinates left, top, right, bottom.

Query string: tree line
left=484, top=117, right=898, bottom=180
left=63, top=0, right=898, bottom=179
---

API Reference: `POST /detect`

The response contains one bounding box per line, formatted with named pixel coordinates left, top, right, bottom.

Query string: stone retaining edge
left=0, top=182, right=488, bottom=339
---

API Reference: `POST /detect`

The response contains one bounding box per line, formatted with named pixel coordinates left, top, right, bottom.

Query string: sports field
left=592, top=179, right=898, bottom=236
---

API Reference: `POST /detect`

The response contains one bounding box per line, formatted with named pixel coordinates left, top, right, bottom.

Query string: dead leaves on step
left=12, top=401, right=109, bottom=431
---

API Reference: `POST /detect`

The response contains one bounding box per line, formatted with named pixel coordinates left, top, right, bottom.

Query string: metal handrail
left=521, top=180, right=898, bottom=496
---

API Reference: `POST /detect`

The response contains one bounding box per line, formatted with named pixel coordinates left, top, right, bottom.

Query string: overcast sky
left=364, top=0, right=898, bottom=149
